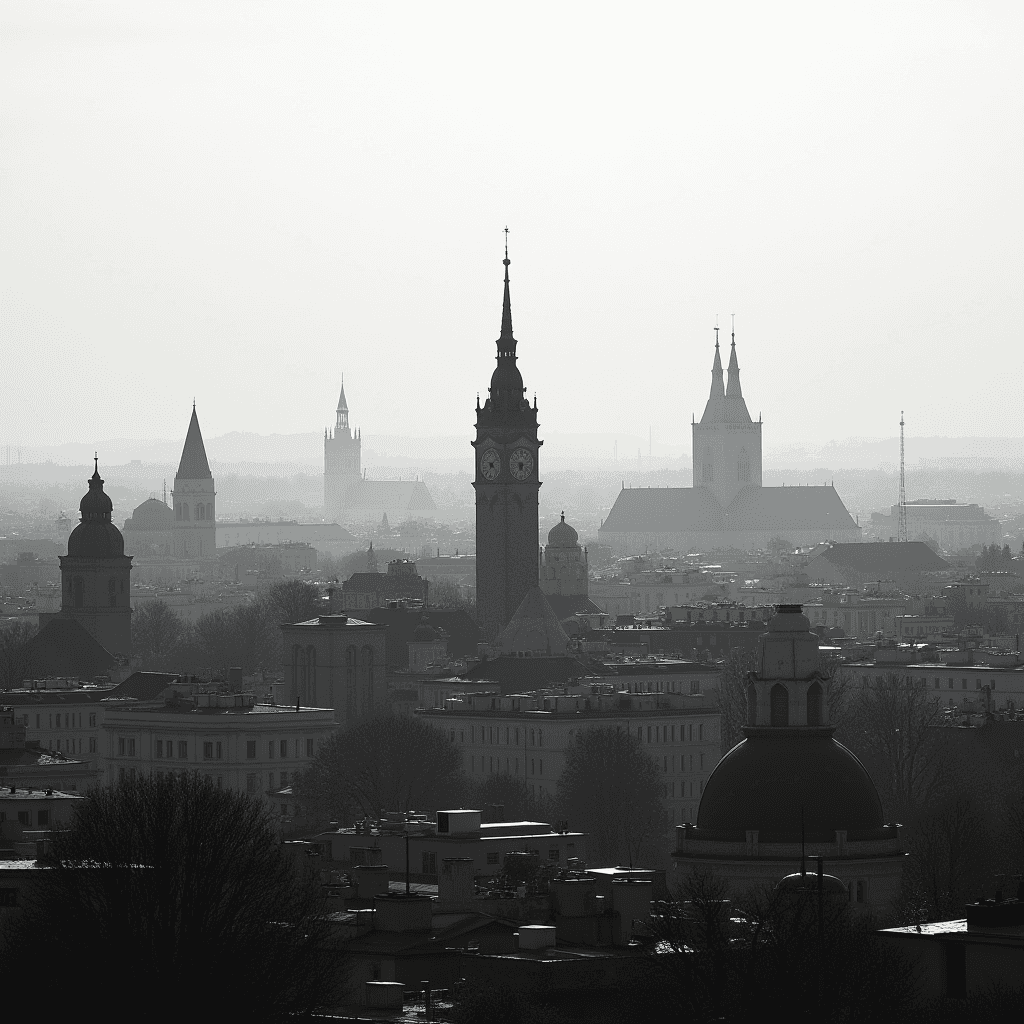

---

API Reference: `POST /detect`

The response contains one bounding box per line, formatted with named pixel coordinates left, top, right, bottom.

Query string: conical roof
left=175, top=405, right=212, bottom=481
left=337, top=380, right=348, bottom=413
left=494, top=586, right=571, bottom=657
left=699, top=336, right=752, bottom=425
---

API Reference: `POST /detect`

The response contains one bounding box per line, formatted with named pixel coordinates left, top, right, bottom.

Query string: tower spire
left=726, top=314, right=743, bottom=399
left=710, top=322, right=725, bottom=399
left=499, top=226, right=514, bottom=348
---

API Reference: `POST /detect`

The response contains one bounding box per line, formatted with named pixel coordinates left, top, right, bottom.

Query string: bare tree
left=474, top=772, right=551, bottom=823
left=297, top=714, right=468, bottom=823
left=0, top=772, right=343, bottom=1020
left=715, top=648, right=756, bottom=754
left=131, top=600, right=185, bottom=670
left=843, top=671, right=942, bottom=823
left=265, top=579, right=323, bottom=625
left=555, top=726, right=664, bottom=868
left=0, top=619, right=37, bottom=688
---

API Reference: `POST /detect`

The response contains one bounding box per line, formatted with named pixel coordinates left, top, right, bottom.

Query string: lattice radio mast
left=897, top=411, right=908, bottom=543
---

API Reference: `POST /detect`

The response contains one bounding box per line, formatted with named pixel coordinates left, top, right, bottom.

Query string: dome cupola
left=67, top=459, right=125, bottom=558
left=547, top=512, right=579, bottom=549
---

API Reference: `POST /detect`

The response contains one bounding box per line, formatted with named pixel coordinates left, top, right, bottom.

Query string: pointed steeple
left=337, top=376, right=348, bottom=414
left=175, top=405, right=213, bottom=481
left=726, top=327, right=743, bottom=400
left=709, top=326, right=725, bottom=399
left=336, top=375, right=350, bottom=432
left=498, top=228, right=515, bottom=355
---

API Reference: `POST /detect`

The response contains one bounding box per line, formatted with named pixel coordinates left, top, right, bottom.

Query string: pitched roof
left=175, top=406, right=212, bottom=481
left=345, top=480, right=436, bottom=512
left=543, top=594, right=603, bottom=619
left=362, top=608, right=481, bottom=669
left=25, top=618, right=117, bottom=679
left=110, top=672, right=181, bottom=700
left=494, top=587, right=571, bottom=657
left=811, top=542, right=948, bottom=574
left=601, top=485, right=858, bottom=536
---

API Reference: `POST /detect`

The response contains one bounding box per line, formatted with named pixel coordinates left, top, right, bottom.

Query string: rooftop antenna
left=898, top=412, right=908, bottom=543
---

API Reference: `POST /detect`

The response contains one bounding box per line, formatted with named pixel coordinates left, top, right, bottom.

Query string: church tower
left=324, top=378, right=362, bottom=520
left=171, top=404, right=216, bottom=558
left=59, top=459, right=133, bottom=659
left=691, top=325, right=762, bottom=507
left=474, top=241, right=542, bottom=641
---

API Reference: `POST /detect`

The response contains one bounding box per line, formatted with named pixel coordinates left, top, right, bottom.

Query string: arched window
left=770, top=684, right=789, bottom=727
left=74, top=578, right=85, bottom=608
left=345, top=646, right=357, bottom=721
left=306, top=645, right=317, bottom=705
left=206, top=503, right=213, bottom=520
left=806, top=682, right=823, bottom=726
left=360, top=646, right=375, bottom=717
left=182, top=503, right=190, bottom=521
left=198, top=504, right=205, bottom=521
left=175, top=504, right=181, bottom=521
left=746, top=684, right=758, bottom=726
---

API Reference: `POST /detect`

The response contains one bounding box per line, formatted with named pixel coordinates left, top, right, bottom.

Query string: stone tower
left=171, top=404, right=216, bottom=558
left=59, top=459, right=133, bottom=659
left=474, top=243, right=542, bottom=641
left=324, top=378, right=362, bottom=520
left=691, top=326, right=762, bottom=506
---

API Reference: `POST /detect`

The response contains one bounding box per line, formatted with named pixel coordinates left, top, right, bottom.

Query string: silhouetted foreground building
left=673, top=604, right=904, bottom=912
left=474, top=245, right=542, bottom=641
left=540, top=514, right=601, bottom=619
left=599, top=332, right=860, bottom=553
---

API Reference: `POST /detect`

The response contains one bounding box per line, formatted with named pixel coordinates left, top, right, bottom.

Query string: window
left=422, top=852, right=437, bottom=875
left=306, top=738, right=314, bottom=757
left=204, top=742, right=214, bottom=759
left=280, top=772, right=289, bottom=788
left=698, top=723, right=704, bottom=741
left=246, top=774, right=258, bottom=794
left=247, top=740, right=257, bottom=759
left=0, top=889, right=17, bottom=907
left=37, top=810, right=49, bottom=826
left=178, top=741, right=187, bottom=758
left=216, top=742, right=222, bottom=760
left=531, top=759, right=535, bottom=775
left=539, top=760, right=543, bottom=775
left=156, top=740, right=164, bottom=757
left=89, top=713, right=96, bottom=727
left=770, top=684, right=789, bottom=727
left=17, top=811, right=30, bottom=826
left=548, top=848, right=560, bottom=862
left=856, top=880, right=866, bottom=904
left=89, top=737, right=96, bottom=754
left=269, top=742, right=275, bottom=758
left=280, top=740, right=287, bottom=757
left=962, top=680, right=967, bottom=690
left=486, top=851, right=499, bottom=866
left=118, top=738, right=125, bottom=756
left=806, top=683, right=823, bottom=727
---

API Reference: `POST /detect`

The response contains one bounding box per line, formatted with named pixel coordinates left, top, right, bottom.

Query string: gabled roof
left=543, top=594, right=603, bottom=620
left=175, top=406, right=213, bottom=481
left=110, top=672, right=181, bottom=700
left=494, top=587, right=570, bottom=657
left=723, top=486, right=858, bottom=532
left=25, top=618, right=117, bottom=680
left=810, top=542, right=948, bottom=574
left=601, top=487, right=724, bottom=534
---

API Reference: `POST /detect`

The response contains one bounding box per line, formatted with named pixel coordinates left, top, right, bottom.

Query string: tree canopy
left=0, top=772, right=342, bottom=1020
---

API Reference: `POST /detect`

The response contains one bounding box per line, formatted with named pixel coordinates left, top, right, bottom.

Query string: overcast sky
left=2, top=1, right=1021, bottom=453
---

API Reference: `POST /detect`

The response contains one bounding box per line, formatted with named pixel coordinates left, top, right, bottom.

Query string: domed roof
left=696, top=729, right=885, bottom=840
left=67, top=461, right=125, bottom=559
left=124, top=497, right=174, bottom=531
left=547, top=513, right=579, bottom=549
left=412, top=616, right=440, bottom=642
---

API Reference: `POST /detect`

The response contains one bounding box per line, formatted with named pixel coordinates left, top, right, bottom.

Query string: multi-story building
left=590, top=569, right=730, bottom=617
left=171, top=405, right=216, bottom=560
left=340, top=558, right=429, bottom=611
left=803, top=591, right=908, bottom=639
left=100, top=694, right=336, bottom=818
left=417, top=690, right=721, bottom=828
left=0, top=707, right=96, bottom=792
left=869, top=499, right=1001, bottom=551
left=540, top=515, right=600, bottom=619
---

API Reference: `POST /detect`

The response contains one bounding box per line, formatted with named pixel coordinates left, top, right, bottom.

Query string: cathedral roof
left=493, top=586, right=571, bottom=657
left=600, top=485, right=859, bottom=536
left=808, top=541, right=948, bottom=575
left=175, top=405, right=213, bottom=481
left=337, top=380, right=349, bottom=413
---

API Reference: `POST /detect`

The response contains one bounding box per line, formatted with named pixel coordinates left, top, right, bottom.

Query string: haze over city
left=2, top=1, right=1021, bottom=452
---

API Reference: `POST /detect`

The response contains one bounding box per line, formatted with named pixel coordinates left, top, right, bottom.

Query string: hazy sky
left=2, top=1, right=1021, bottom=453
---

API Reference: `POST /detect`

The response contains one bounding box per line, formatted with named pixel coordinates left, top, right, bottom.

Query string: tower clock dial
left=480, top=448, right=501, bottom=480
left=509, top=448, right=534, bottom=481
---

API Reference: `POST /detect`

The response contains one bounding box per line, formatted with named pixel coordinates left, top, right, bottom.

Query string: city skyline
left=2, top=2, right=1021, bottom=447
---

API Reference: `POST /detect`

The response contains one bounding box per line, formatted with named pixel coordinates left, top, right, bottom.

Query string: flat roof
left=105, top=700, right=335, bottom=716
left=0, top=788, right=83, bottom=800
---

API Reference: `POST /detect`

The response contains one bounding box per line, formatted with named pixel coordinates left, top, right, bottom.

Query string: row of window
left=32, top=712, right=97, bottom=730
left=246, top=772, right=293, bottom=793
left=641, top=723, right=706, bottom=744
left=473, top=756, right=543, bottom=776
left=117, top=737, right=318, bottom=759
left=175, top=501, right=213, bottom=521
left=665, top=779, right=704, bottom=800
left=660, top=753, right=705, bottom=774
left=0, top=809, right=51, bottom=827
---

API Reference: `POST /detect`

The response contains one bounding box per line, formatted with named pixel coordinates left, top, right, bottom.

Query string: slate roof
left=494, top=587, right=571, bottom=657
left=810, top=541, right=948, bottom=574
left=111, top=672, right=181, bottom=700
left=543, top=594, right=604, bottom=620
left=175, top=406, right=213, bottom=481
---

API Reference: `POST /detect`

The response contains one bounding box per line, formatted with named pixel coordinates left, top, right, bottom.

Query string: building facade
left=281, top=613, right=388, bottom=728
left=324, top=379, right=362, bottom=518
left=418, top=690, right=721, bottom=829
left=474, top=246, right=542, bottom=641
left=171, top=405, right=216, bottom=559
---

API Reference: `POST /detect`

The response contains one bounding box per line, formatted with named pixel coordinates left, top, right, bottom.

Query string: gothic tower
left=171, top=404, right=216, bottom=558
left=691, top=326, right=762, bottom=506
left=59, top=459, right=133, bottom=658
left=474, top=243, right=542, bottom=641
left=324, top=378, right=362, bottom=520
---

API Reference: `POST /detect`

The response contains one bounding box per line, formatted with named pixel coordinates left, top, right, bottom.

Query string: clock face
left=480, top=448, right=501, bottom=481
left=509, top=448, right=535, bottom=481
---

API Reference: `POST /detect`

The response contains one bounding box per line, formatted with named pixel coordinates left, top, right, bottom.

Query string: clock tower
left=474, top=241, right=542, bottom=641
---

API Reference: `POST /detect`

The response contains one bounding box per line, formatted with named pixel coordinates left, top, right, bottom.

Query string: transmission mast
left=897, top=411, right=908, bottom=543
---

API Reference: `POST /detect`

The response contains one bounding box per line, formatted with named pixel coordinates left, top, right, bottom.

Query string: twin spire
left=709, top=319, right=743, bottom=402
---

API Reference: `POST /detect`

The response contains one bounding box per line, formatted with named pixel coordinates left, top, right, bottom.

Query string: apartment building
left=417, top=690, right=720, bottom=828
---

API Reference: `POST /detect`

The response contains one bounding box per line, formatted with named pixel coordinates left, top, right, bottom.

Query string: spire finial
left=93, top=452, right=98, bottom=474
left=499, top=230, right=514, bottom=345
left=504, top=225, right=509, bottom=262
left=714, top=315, right=720, bottom=349
left=731, top=313, right=735, bottom=347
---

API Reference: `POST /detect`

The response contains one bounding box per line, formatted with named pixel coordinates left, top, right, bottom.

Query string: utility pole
left=898, top=412, right=908, bottom=543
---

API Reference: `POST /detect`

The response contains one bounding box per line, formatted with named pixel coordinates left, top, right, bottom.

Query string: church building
left=540, top=514, right=601, bottom=620
left=171, top=404, right=216, bottom=559
left=322, top=379, right=436, bottom=526
left=599, top=329, right=861, bottom=553
left=473, top=243, right=544, bottom=641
